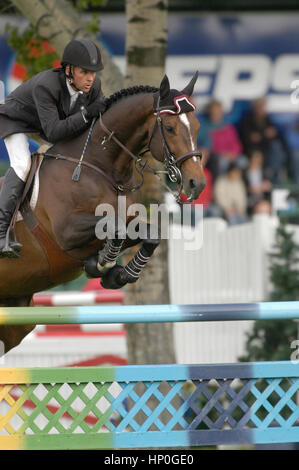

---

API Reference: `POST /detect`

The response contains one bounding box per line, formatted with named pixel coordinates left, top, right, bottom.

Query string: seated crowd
left=181, top=97, right=295, bottom=225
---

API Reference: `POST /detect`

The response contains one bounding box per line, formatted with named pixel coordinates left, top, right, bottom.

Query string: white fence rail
left=170, top=214, right=297, bottom=364
left=169, top=214, right=279, bottom=305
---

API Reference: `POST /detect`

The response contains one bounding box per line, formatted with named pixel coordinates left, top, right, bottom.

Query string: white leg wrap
left=97, top=239, right=124, bottom=274
left=124, top=249, right=150, bottom=279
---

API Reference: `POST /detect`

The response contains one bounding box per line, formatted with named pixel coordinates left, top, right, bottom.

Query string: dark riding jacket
left=0, top=68, right=105, bottom=143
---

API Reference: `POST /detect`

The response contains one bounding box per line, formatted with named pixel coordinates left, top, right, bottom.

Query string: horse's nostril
left=190, top=179, right=196, bottom=189
left=189, top=179, right=206, bottom=191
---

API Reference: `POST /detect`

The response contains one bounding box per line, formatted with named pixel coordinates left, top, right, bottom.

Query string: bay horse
left=0, top=73, right=206, bottom=355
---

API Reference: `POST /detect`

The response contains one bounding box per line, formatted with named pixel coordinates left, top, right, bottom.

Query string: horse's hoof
left=100, top=265, right=127, bottom=290
left=84, top=255, right=103, bottom=278
left=96, top=260, right=117, bottom=275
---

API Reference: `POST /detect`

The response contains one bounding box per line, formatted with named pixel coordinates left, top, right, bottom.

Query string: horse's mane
left=104, top=85, right=159, bottom=110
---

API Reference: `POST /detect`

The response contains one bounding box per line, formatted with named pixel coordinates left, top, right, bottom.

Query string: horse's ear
left=159, top=74, right=170, bottom=100
left=181, top=71, right=199, bottom=97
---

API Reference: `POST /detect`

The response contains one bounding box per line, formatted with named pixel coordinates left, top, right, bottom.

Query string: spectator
left=239, top=97, right=288, bottom=184
left=283, top=117, right=299, bottom=184
left=252, top=199, right=272, bottom=215
left=198, top=99, right=247, bottom=178
left=214, top=163, right=248, bottom=225
left=246, top=150, right=272, bottom=211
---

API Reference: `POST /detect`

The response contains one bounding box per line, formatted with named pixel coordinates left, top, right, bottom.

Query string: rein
left=98, top=115, right=186, bottom=201
left=44, top=150, right=121, bottom=192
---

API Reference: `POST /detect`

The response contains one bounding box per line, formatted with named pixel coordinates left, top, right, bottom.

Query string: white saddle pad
left=16, top=153, right=44, bottom=222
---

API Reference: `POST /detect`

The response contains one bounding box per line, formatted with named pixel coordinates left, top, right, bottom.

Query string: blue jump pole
left=0, top=301, right=299, bottom=325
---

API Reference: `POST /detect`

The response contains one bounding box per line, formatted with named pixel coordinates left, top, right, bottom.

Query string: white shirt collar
left=66, top=79, right=80, bottom=97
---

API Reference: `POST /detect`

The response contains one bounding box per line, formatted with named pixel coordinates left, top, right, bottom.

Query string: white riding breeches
left=4, top=133, right=51, bottom=182
left=4, top=133, right=31, bottom=182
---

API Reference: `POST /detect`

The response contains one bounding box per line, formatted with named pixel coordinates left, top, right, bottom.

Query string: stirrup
left=10, top=230, right=22, bottom=252
left=0, top=245, right=19, bottom=259
left=10, top=241, right=22, bottom=252
left=0, top=230, right=19, bottom=259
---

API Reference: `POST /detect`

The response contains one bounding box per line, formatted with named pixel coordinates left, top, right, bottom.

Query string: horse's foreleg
left=100, top=223, right=161, bottom=289
left=84, top=237, right=125, bottom=278
left=84, top=219, right=126, bottom=278
left=120, top=237, right=159, bottom=283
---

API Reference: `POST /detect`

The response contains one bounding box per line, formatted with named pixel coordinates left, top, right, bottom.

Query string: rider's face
left=67, top=66, right=96, bottom=93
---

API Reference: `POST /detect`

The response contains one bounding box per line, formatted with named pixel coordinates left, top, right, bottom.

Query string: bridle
left=146, top=98, right=202, bottom=198
left=97, top=97, right=202, bottom=202
left=45, top=96, right=202, bottom=203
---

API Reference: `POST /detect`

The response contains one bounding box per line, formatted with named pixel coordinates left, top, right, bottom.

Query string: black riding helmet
left=61, top=38, right=103, bottom=72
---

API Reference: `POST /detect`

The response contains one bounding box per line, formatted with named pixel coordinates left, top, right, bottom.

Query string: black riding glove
left=84, top=101, right=106, bottom=120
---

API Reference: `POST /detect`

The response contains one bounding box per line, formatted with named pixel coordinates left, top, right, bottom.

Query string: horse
left=0, top=73, right=206, bottom=355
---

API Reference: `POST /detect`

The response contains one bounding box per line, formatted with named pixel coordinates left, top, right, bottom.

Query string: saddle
left=11, top=153, right=83, bottom=282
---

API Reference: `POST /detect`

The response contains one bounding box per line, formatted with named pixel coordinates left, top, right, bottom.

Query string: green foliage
left=87, top=12, right=102, bottom=35
left=74, top=0, right=107, bottom=9
left=73, top=0, right=107, bottom=34
left=240, top=219, right=299, bottom=362
left=5, top=0, right=107, bottom=78
left=5, top=23, right=59, bottom=78
left=240, top=318, right=297, bottom=361
left=268, top=222, right=299, bottom=301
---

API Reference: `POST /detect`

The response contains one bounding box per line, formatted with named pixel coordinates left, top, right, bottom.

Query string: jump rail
left=33, top=290, right=124, bottom=306
left=1, top=301, right=299, bottom=325
left=0, top=302, right=298, bottom=450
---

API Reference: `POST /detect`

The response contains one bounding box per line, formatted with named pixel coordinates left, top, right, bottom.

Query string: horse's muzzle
left=186, top=177, right=206, bottom=202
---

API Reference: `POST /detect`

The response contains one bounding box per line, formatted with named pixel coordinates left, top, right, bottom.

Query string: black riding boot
left=0, top=167, right=25, bottom=258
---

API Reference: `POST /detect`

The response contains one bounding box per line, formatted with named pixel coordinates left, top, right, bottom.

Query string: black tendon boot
left=0, top=168, right=25, bottom=258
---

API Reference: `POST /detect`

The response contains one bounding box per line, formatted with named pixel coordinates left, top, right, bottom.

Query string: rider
left=0, top=38, right=105, bottom=258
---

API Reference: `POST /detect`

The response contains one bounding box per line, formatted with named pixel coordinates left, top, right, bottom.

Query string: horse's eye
left=165, top=125, right=174, bottom=135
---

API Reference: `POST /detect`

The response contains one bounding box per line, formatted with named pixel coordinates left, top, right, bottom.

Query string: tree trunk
left=125, top=0, right=168, bottom=86
left=124, top=0, right=176, bottom=366
left=10, top=0, right=123, bottom=94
